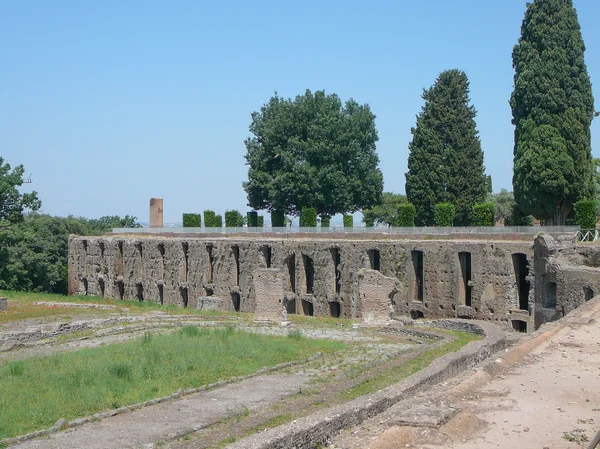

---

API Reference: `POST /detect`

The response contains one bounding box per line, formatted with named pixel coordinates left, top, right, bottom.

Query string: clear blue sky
left=2, top=0, right=600, bottom=224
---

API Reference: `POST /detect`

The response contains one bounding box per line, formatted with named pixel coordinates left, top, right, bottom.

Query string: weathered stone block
left=253, top=269, right=287, bottom=322
left=358, top=269, right=396, bottom=324
left=0, top=297, right=6, bottom=311
left=195, top=297, right=223, bottom=310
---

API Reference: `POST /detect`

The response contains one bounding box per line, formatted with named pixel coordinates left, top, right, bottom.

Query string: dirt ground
left=330, top=301, right=600, bottom=449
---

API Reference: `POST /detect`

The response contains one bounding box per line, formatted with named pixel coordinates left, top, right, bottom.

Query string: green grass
left=0, top=290, right=252, bottom=323
left=0, top=326, right=345, bottom=439
left=339, top=330, right=480, bottom=400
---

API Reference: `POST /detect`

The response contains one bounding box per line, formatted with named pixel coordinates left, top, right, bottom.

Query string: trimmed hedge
left=271, top=210, right=285, bottom=227
left=247, top=211, right=258, bottom=227
left=225, top=210, right=244, bottom=227
left=363, top=215, right=374, bottom=227
left=343, top=214, right=353, bottom=228
left=257, top=216, right=264, bottom=227
left=214, top=214, right=223, bottom=228
left=396, top=203, right=416, bottom=227
left=434, top=203, right=455, bottom=227
left=300, top=207, right=317, bottom=227
left=182, top=213, right=201, bottom=228
left=471, top=202, right=495, bottom=226
left=203, top=210, right=216, bottom=228
left=320, top=215, right=331, bottom=228
left=574, top=199, right=598, bottom=229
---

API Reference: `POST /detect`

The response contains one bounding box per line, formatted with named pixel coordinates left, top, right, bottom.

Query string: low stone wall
left=228, top=322, right=506, bottom=449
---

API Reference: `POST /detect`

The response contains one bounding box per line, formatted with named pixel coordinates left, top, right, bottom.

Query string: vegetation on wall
left=405, top=70, right=488, bottom=226
left=182, top=213, right=201, bottom=227
left=511, top=0, right=595, bottom=225
left=243, top=89, right=383, bottom=217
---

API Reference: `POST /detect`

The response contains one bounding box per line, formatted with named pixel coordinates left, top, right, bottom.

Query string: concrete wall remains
left=69, top=235, right=540, bottom=326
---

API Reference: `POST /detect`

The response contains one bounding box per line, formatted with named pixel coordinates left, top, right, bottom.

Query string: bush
left=299, top=207, right=317, bottom=227
left=257, top=215, right=264, bottom=227
left=434, top=203, right=455, bottom=227
left=363, top=215, right=375, bottom=227
left=343, top=215, right=353, bottom=228
left=182, top=213, right=201, bottom=228
left=471, top=202, right=495, bottom=226
left=214, top=215, right=223, bottom=228
left=396, top=203, right=416, bottom=227
left=509, top=204, right=534, bottom=226
left=203, top=210, right=216, bottom=228
left=320, top=215, right=331, bottom=228
left=574, top=199, right=598, bottom=229
left=247, top=211, right=258, bottom=227
left=224, top=210, right=243, bottom=227
left=271, top=210, right=285, bottom=227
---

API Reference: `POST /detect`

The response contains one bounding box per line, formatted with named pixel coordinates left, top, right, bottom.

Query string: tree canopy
left=511, top=0, right=595, bottom=224
left=405, top=70, right=488, bottom=226
left=0, top=157, right=41, bottom=226
left=243, top=90, right=383, bottom=216
left=362, top=192, right=408, bottom=227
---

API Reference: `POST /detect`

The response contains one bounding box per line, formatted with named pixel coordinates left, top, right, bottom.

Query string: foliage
left=471, top=202, right=495, bottom=226
left=362, top=192, right=408, bottom=227
left=224, top=210, right=244, bottom=227
left=487, top=189, right=515, bottom=225
left=243, top=89, right=383, bottom=217
left=247, top=211, right=258, bottom=227
left=182, top=213, right=201, bottom=228
left=214, top=214, right=223, bottom=228
left=511, top=0, right=595, bottom=224
left=320, top=215, right=331, bottom=228
left=0, top=326, right=344, bottom=439
left=510, top=204, right=534, bottom=226
left=434, top=203, right=455, bottom=227
left=0, top=158, right=41, bottom=227
left=573, top=200, right=598, bottom=229
left=271, top=210, right=285, bottom=227
left=396, top=203, right=416, bottom=227
left=0, top=213, right=139, bottom=294
left=299, top=207, right=317, bottom=227
left=343, top=215, right=353, bottom=228
left=257, top=215, right=264, bottom=227
left=203, top=210, right=216, bottom=227
left=405, top=70, right=487, bottom=226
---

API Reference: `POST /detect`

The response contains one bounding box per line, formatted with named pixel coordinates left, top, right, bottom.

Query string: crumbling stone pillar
left=358, top=269, right=396, bottom=323
left=150, top=198, right=164, bottom=228
left=0, top=297, right=6, bottom=311
left=253, top=268, right=287, bottom=322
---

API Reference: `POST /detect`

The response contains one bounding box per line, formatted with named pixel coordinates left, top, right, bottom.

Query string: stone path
left=13, top=374, right=310, bottom=449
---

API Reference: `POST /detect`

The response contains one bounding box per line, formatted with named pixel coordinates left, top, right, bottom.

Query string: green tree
left=405, top=70, right=487, bottom=226
left=487, top=189, right=515, bottom=225
left=243, top=90, right=383, bottom=217
left=362, top=192, right=408, bottom=227
left=511, top=0, right=595, bottom=225
left=0, top=158, right=41, bottom=226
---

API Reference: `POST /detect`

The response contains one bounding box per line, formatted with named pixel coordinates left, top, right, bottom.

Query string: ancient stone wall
left=533, top=234, right=600, bottom=329
left=69, top=235, right=535, bottom=325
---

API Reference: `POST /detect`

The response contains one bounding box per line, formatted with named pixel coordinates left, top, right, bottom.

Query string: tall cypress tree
left=405, top=70, right=487, bottom=226
left=511, top=0, right=595, bottom=225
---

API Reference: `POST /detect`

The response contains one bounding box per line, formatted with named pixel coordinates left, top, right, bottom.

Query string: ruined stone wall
left=69, top=235, right=534, bottom=324
left=533, top=234, right=600, bottom=329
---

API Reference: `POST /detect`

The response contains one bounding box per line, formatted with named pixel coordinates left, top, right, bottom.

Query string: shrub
left=343, top=215, right=353, bottom=228
left=300, top=207, right=317, bottom=227
left=320, top=215, right=331, bottom=228
left=214, top=214, right=223, bottom=228
left=271, top=210, right=285, bottom=227
left=247, top=211, right=258, bottom=227
left=257, top=215, right=264, bottom=227
left=203, top=210, right=216, bottom=228
left=574, top=199, right=598, bottom=229
left=182, top=213, right=201, bottom=228
left=364, top=215, right=374, bottom=227
left=225, top=210, right=244, bottom=227
left=434, top=203, right=455, bottom=227
left=471, top=202, right=495, bottom=226
left=396, top=203, right=416, bottom=227
left=509, top=204, right=534, bottom=226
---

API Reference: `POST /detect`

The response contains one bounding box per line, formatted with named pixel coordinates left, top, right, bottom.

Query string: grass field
left=0, top=326, right=345, bottom=439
